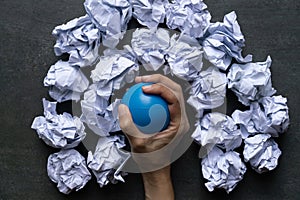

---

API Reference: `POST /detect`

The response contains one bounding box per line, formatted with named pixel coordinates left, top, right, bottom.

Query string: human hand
left=118, top=74, right=190, bottom=168
left=118, top=74, right=189, bottom=200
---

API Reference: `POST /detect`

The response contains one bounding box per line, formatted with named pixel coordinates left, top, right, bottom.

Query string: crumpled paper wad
left=44, top=60, right=89, bottom=102
left=31, top=98, right=86, bottom=148
left=52, top=15, right=101, bottom=67
left=243, top=134, right=282, bottom=174
left=201, top=146, right=247, bottom=193
left=47, top=149, right=91, bottom=194
left=227, top=56, right=276, bottom=106
left=192, top=112, right=242, bottom=156
left=87, top=135, right=130, bottom=187
left=200, top=11, right=252, bottom=71
left=232, top=95, right=289, bottom=138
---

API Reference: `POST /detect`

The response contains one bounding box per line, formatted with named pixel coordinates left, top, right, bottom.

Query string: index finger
left=142, top=83, right=177, bottom=105
left=135, top=74, right=182, bottom=92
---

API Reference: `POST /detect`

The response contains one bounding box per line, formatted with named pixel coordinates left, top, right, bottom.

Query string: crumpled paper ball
left=44, top=60, right=89, bottom=102
left=52, top=15, right=101, bottom=67
left=187, top=66, right=227, bottom=110
left=232, top=95, right=289, bottom=138
left=201, top=146, right=247, bottom=193
left=132, top=0, right=169, bottom=29
left=87, top=135, right=130, bottom=187
left=192, top=112, right=242, bottom=152
left=84, top=0, right=132, bottom=48
left=47, top=149, right=91, bottom=194
left=81, top=86, right=121, bottom=136
left=200, top=11, right=252, bottom=71
left=131, top=28, right=170, bottom=71
left=166, top=0, right=211, bottom=38
left=243, top=134, right=282, bottom=174
left=166, top=34, right=203, bottom=81
left=91, top=45, right=139, bottom=97
left=227, top=56, right=276, bottom=106
left=31, top=99, right=86, bottom=148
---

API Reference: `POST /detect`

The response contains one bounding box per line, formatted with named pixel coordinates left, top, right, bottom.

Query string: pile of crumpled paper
left=31, top=0, right=289, bottom=194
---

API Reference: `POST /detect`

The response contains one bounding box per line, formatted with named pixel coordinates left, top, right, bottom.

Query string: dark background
left=0, top=0, right=299, bottom=199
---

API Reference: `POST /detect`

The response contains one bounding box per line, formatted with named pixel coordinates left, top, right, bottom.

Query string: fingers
left=118, top=104, right=153, bottom=140
left=118, top=104, right=140, bottom=137
left=142, top=84, right=177, bottom=105
left=143, top=83, right=182, bottom=125
left=135, top=74, right=182, bottom=93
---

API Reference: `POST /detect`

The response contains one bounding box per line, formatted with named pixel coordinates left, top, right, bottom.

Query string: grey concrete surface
left=0, top=0, right=299, bottom=199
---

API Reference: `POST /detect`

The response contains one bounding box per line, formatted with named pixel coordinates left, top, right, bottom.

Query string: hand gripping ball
left=121, top=83, right=170, bottom=134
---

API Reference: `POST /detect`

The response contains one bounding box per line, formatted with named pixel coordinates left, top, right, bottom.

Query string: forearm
left=142, top=165, right=174, bottom=200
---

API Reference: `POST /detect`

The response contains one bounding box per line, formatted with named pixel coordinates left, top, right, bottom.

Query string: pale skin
left=118, top=74, right=190, bottom=200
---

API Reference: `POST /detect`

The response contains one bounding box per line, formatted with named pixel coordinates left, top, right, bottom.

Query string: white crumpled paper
left=82, top=45, right=138, bottom=137
left=91, top=45, right=139, bottom=97
left=187, top=66, right=227, bottom=110
left=132, top=0, right=169, bottom=29
left=47, top=149, right=91, bottom=194
left=166, top=34, right=203, bottom=81
left=87, top=135, right=130, bottom=187
left=52, top=15, right=101, bottom=67
left=243, top=134, right=282, bottom=174
left=259, top=95, right=290, bottom=135
left=131, top=28, right=170, bottom=71
left=84, top=0, right=132, bottom=48
left=200, top=11, right=252, bottom=71
left=166, top=0, right=211, bottom=38
left=232, top=95, right=289, bottom=138
left=44, top=60, right=89, bottom=102
left=201, top=146, right=247, bottom=193
left=227, top=56, right=276, bottom=105
left=81, top=86, right=121, bottom=136
left=31, top=99, right=86, bottom=148
left=192, top=113, right=242, bottom=155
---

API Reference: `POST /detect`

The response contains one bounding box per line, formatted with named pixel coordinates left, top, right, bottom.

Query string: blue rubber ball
left=121, top=83, right=170, bottom=134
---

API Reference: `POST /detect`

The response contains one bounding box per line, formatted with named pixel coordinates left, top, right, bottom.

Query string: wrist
left=142, top=165, right=171, bottom=185
left=130, top=147, right=173, bottom=173
left=142, top=165, right=174, bottom=200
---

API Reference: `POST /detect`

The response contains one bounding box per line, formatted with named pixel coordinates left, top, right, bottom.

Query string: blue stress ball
left=122, top=83, right=170, bottom=134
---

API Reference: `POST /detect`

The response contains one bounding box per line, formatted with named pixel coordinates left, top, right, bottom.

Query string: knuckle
left=133, top=140, right=145, bottom=150
left=155, top=74, right=163, bottom=82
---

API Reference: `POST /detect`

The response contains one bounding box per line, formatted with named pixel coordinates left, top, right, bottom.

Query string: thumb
left=118, top=104, right=139, bottom=135
left=118, top=104, right=148, bottom=139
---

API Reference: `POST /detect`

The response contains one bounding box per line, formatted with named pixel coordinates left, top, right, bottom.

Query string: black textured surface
left=0, top=0, right=300, bottom=199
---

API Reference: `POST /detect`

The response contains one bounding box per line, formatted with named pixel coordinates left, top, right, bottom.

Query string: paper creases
left=44, top=60, right=89, bottom=102
left=166, top=0, right=211, bottom=38
left=192, top=113, right=242, bottom=155
left=201, top=146, right=247, bottom=193
left=84, top=0, right=132, bottom=48
left=228, top=56, right=276, bottom=106
left=31, top=99, right=86, bottom=148
left=52, top=15, right=101, bottom=68
left=87, top=135, right=130, bottom=187
left=232, top=95, right=289, bottom=138
left=132, top=0, right=169, bottom=29
left=243, top=134, right=282, bottom=174
left=201, top=11, right=252, bottom=71
left=47, top=149, right=91, bottom=194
